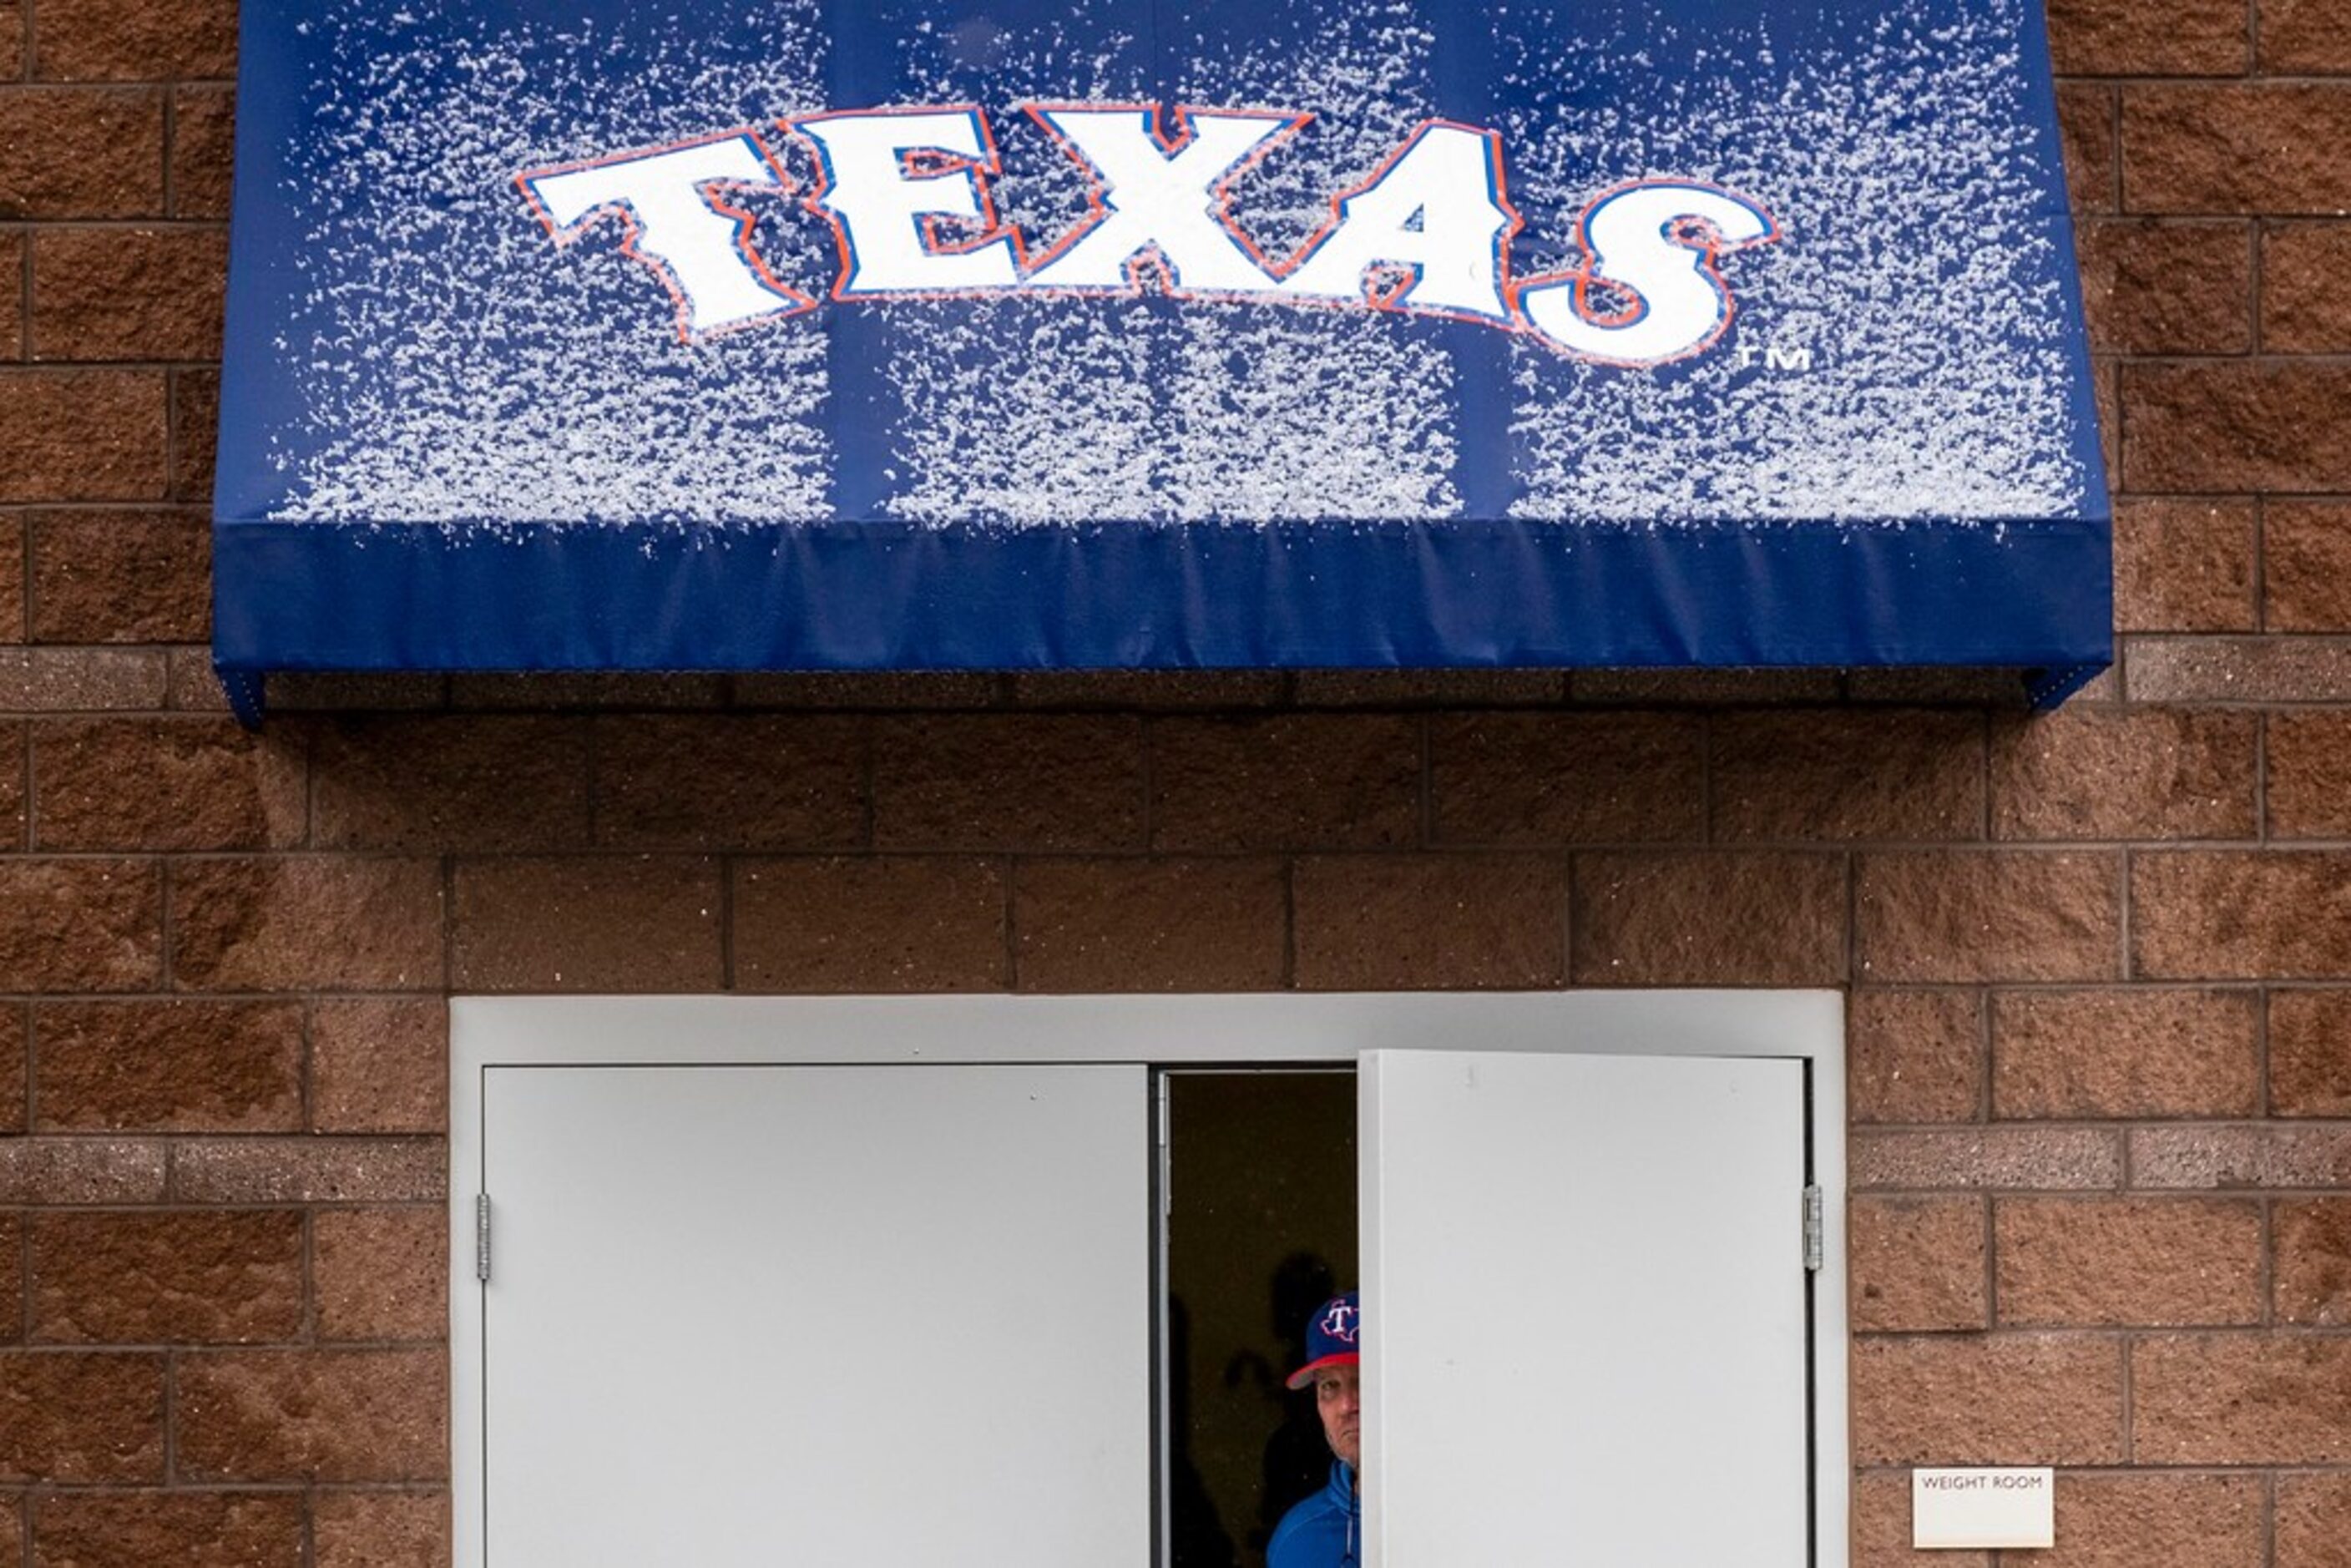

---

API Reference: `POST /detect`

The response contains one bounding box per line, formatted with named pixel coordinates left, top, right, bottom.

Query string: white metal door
left=479, top=1063, right=1151, bottom=1567
left=1362, top=1049, right=1811, bottom=1566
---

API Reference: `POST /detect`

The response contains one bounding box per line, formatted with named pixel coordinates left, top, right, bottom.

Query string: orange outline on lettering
left=513, top=127, right=816, bottom=345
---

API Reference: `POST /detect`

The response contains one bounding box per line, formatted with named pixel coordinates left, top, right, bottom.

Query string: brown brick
left=1852, top=1128, right=2122, bottom=1191
left=0, top=88, right=164, bottom=218
left=2046, top=0, right=2247, bottom=73
left=1293, top=855, right=1567, bottom=989
left=26, top=509, right=210, bottom=643
left=451, top=857, right=720, bottom=991
left=34, top=719, right=305, bottom=851
left=444, top=672, right=724, bottom=711
left=1857, top=852, right=2121, bottom=984
left=2262, top=0, right=2351, bottom=72
left=2075, top=221, right=2252, bottom=356
left=2122, top=364, right=2351, bottom=493
left=2124, top=84, right=2351, bottom=214
left=0, top=370, right=168, bottom=502
left=2113, top=498, right=2255, bottom=634
left=315, top=1209, right=444, bottom=1342
left=2131, top=1124, right=2351, bottom=1188
left=271, top=673, right=447, bottom=713
left=33, top=0, right=237, bottom=79
left=1153, top=714, right=1419, bottom=851
left=2273, top=713, right=2351, bottom=838
left=0, top=1005, right=24, bottom=1134
left=31, top=1491, right=304, bottom=1568
left=1851, top=1335, right=2124, bottom=1465
left=2133, top=1334, right=2351, bottom=1463
left=594, top=715, right=864, bottom=850
left=0, top=517, right=22, bottom=641
left=1293, top=669, right=1565, bottom=707
left=2059, top=84, right=2118, bottom=215
left=0, top=235, right=18, bottom=362
left=1991, top=989, right=2260, bottom=1118
left=873, top=715, right=1143, bottom=850
left=2272, top=990, right=2351, bottom=1116
left=170, top=367, right=216, bottom=503
left=167, top=650, right=236, bottom=714
left=2278, top=1473, right=2351, bottom=1568
left=1430, top=712, right=1702, bottom=846
left=1990, top=709, right=2254, bottom=841
left=0, top=1353, right=164, bottom=1481
left=0, top=1212, right=17, bottom=1341
left=32, top=227, right=225, bottom=361
left=311, top=716, right=589, bottom=851
left=1575, top=668, right=1844, bottom=705
left=172, top=858, right=443, bottom=991
left=731, top=670, right=999, bottom=709
left=1995, top=1196, right=2262, bottom=1327
left=0, top=649, right=169, bottom=711
left=2268, top=502, right=2351, bottom=633
left=1849, top=1195, right=1986, bottom=1332
left=1849, top=989, right=1984, bottom=1125
left=1009, top=670, right=1288, bottom=709
left=2265, top=224, right=2351, bottom=354
left=0, top=721, right=20, bottom=849
left=0, top=1138, right=165, bottom=1203
left=1013, top=857, right=1286, bottom=990
left=171, top=1138, right=444, bottom=1205
left=2134, top=852, right=2351, bottom=979
left=0, top=860, right=159, bottom=992
left=1571, top=851, right=1845, bottom=984
left=2129, top=636, right=2351, bottom=702
left=2277, top=1198, right=2351, bottom=1327
left=29, top=1211, right=303, bottom=1344
left=170, top=86, right=234, bottom=220
left=311, top=997, right=447, bottom=1135
left=0, top=1493, right=18, bottom=1564
left=1714, top=711, right=1983, bottom=842
left=314, top=1491, right=451, bottom=1568
left=2038, top=1474, right=2265, bottom=1568
left=733, top=857, right=1007, bottom=992
left=35, top=1000, right=302, bottom=1132
left=178, top=1349, right=447, bottom=1483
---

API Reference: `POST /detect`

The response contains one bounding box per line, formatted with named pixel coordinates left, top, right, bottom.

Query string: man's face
left=1312, top=1363, right=1362, bottom=1470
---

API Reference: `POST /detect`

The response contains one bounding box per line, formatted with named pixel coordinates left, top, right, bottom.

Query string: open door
left=1362, top=1050, right=1813, bottom=1566
left=478, top=1064, right=1151, bottom=1567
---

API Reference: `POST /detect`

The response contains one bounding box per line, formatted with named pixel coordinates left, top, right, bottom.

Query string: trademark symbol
left=1732, top=341, right=1814, bottom=373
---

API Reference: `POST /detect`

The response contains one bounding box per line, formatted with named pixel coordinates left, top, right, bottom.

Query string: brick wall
left=3, top=0, right=2348, bottom=1561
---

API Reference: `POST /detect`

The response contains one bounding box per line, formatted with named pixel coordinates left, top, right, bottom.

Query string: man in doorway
left=1267, top=1291, right=1361, bottom=1568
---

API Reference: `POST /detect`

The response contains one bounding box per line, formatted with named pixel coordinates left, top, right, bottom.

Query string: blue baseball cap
left=1286, top=1291, right=1361, bottom=1389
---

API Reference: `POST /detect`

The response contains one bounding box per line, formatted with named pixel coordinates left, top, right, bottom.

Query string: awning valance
left=213, top=0, right=2111, bottom=721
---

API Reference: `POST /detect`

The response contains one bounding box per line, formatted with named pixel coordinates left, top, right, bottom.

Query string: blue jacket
left=1267, top=1461, right=1359, bottom=1568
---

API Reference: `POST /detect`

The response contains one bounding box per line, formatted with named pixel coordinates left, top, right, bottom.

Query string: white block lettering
left=1277, top=121, right=1517, bottom=321
left=789, top=109, right=1023, bottom=296
left=1022, top=106, right=1299, bottom=293
left=1517, top=182, right=1777, bottom=365
left=518, top=132, right=811, bottom=341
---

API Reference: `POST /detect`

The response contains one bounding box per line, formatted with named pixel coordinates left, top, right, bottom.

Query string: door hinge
left=1802, top=1184, right=1824, bottom=1273
left=1155, top=1076, right=1172, bottom=1218
left=476, top=1192, right=493, bottom=1283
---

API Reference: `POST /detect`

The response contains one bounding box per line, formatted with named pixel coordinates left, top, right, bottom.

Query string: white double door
left=478, top=1050, right=1810, bottom=1565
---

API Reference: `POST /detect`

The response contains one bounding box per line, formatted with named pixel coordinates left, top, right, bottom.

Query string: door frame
left=451, top=989, right=1849, bottom=1568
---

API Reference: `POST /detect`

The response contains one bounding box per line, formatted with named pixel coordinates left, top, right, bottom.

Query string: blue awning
left=213, top=0, right=2111, bottom=721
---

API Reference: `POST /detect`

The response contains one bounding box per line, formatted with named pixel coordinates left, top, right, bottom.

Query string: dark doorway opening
left=1162, top=1069, right=1358, bottom=1568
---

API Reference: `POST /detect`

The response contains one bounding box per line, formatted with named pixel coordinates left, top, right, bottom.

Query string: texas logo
left=517, top=104, right=1778, bottom=367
